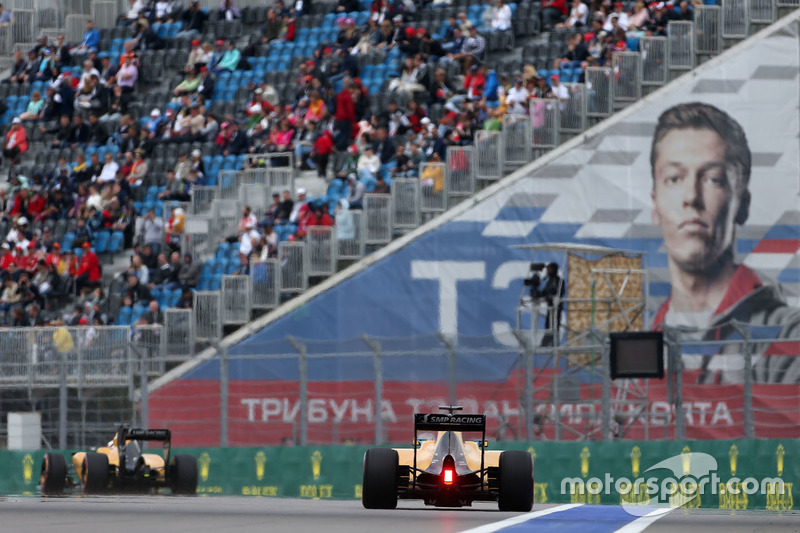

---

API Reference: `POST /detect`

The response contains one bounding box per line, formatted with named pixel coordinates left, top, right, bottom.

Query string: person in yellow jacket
left=420, top=153, right=445, bottom=194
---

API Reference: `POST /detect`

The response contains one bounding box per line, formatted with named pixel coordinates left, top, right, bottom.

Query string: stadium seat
left=212, top=259, right=226, bottom=276
left=201, top=260, right=214, bottom=279
left=216, top=242, right=230, bottom=259
left=208, top=277, right=221, bottom=291
left=197, top=278, right=210, bottom=290
left=93, top=232, right=110, bottom=253
left=116, top=306, right=132, bottom=326
left=61, top=232, right=75, bottom=250
left=168, top=289, right=182, bottom=307
left=108, top=231, right=124, bottom=254
left=225, top=260, right=240, bottom=274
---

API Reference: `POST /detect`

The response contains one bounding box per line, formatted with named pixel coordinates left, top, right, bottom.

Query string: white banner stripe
left=459, top=503, right=584, bottom=533
left=613, top=507, right=674, bottom=533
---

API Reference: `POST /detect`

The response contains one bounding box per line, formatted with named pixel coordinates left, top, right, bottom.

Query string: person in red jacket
left=75, top=241, right=101, bottom=293
left=3, top=117, right=28, bottom=166
left=0, top=243, right=14, bottom=270
left=542, top=0, right=567, bottom=30
left=311, top=129, right=334, bottom=179
left=334, top=76, right=356, bottom=151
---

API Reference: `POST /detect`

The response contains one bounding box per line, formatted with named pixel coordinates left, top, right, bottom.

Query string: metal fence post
left=732, top=321, right=754, bottom=439
left=288, top=336, right=308, bottom=445
left=59, top=350, right=67, bottom=449
left=211, top=340, right=229, bottom=447
left=600, top=336, right=611, bottom=442
left=140, top=343, right=149, bottom=429
left=512, top=329, right=535, bottom=442
left=437, top=333, right=457, bottom=406
left=362, top=335, right=383, bottom=445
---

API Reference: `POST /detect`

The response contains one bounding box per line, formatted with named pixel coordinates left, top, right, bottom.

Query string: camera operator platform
left=511, top=242, right=649, bottom=441
left=512, top=243, right=649, bottom=350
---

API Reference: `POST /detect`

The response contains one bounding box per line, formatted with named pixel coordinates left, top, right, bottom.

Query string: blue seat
left=61, top=232, right=75, bottom=250
left=93, top=231, right=110, bottom=253
left=116, top=306, right=132, bottom=325
left=168, top=288, right=182, bottom=307
left=201, top=259, right=214, bottom=279
left=229, top=247, right=240, bottom=261
left=158, top=293, right=170, bottom=310
left=131, top=306, right=146, bottom=324
left=212, top=259, right=226, bottom=275
left=225, top=261, right=239, bottom=274
left=151, top=287, right=163, bottom=301
left=215, top=242, right=230, bottom=259
left=108, top=231, right=124, bottom=254
left=208, top=277, right=221, bottom=291
left=197, top=278, right=210, bottom=290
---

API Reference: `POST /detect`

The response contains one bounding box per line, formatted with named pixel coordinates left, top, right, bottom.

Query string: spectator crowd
left=0, top=0, right=703, bottom=329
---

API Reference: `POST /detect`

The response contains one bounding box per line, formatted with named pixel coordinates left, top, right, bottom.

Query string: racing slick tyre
left=171, top=454, right=198, bottom=495
left=40, top=452, right=67, bottom=495
left=498, top=450, right=533, bottom=512
left=82, top=452, right=109, bottom=494
left=362, top=448, right=398, bottom=509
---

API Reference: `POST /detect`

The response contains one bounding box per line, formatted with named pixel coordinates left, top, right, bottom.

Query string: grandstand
left=0, top=0, right=797, bottom=445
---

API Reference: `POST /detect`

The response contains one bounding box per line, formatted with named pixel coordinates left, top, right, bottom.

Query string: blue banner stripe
left=499, top=505, right=639, bottom=533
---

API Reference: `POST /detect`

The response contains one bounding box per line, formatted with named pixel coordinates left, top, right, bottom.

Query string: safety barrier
left=249, top=151, right=295, bottom=170
left=239, top=184, right=270, bottom=217
left=585, top=67, right=613, bottom=118
left=278, top=241, right=308, bottom=293
left=667, top=21, right=695, bottom=72
left=363, top=193, right=393, bottom=246
left=473, top=130, right=503, bottom=182
left=750, top=0, right=777, bottom=23
left=250, top=259, right=281, bottom=310
left=131, top=324, right=166, bottom=375
left=445, top=146, right=476, bottom=201
left=529, top=98, right=559, bottom=152
left=212, top=199, right=240, bottom=241
left=182, top=214, right=212, bottom=260
left=418, top=162, right=447, bottom=218
left=612, top=51, right=642, bottom=103
left=640, top=36, right=668, bottom=87
left=33, top=0, right=59, bottom=29
left=65, top=14, right=91, bottom=44
left=2, top=439, right=797, bottom=506
left=64, top=0, right=90, bottom=15
left=190, top=186, right=216, bottom=214
left=391, top=178, right=421, bottom=232
left=11, top=9, right=34, bottom=46
left=217, top=170, right=239, bottom=201
left=306, top=226, right=336, bottom=277
left=267, top=167, right=294, bottom=195
left=722, top=0, right=749, bottom=39
left=163, top=308, right=194, bottom=359
left=336, top=209, right=366, bottom=261
left=91, top=0, right=118, bottom=30
left=502, top=113, right=532, bottom=169
left=221, top=275, right=252, bottom=325
left=558, top=83, right=585, bottom=135
left=0, top=326, right=130, bottom=389
left=193, top=291, right=222, bottom=341
left=695, top=5, right=723, bottom=56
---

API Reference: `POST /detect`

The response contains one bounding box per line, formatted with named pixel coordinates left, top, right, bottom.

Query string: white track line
left=459, top=503, right=584, bottom=533
left=613, top=508, right=674, bottom=533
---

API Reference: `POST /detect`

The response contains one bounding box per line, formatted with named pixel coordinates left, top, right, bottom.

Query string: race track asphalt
left=1, top=496, right=798, bottom=533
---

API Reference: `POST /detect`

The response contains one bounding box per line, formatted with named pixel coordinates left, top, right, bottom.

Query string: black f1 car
left=40, top=427, right=198, bottom=495
left=362, top=406, right=533, bottom=511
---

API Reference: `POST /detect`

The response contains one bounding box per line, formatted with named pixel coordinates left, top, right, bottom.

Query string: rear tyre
left=40, top=453, right=67, bottom=495
left=498, top=450, right=533, bottom=512
left=171, top=454, right=198, bottom=495
left=362, top=448, right=398, bottom=509
left=82, top=452, right=109, bottom=494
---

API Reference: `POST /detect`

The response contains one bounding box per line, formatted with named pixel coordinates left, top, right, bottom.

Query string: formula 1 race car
left=362, top=406, right=533, bottom=511
left=40, top=427, right=198, bottom=495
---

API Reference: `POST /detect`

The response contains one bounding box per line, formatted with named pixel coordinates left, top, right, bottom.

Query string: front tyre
left=171, top=454, right=198, bottom=495
left=40, top=453, right=67, bottom=495
left=498, top=450, right=533, bottom=512
left=82, top=452, right=109, bottom=494
left=362, top=448, right=398, bottom=509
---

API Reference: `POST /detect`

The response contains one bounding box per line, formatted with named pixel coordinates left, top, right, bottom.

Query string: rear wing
left=412, top=411, right=487, bottom=491
left=414, top=413, right=486, bottom=432
left=118, top=427, right=172, bottom=467
left=123, top=428, right=171, bottom=441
